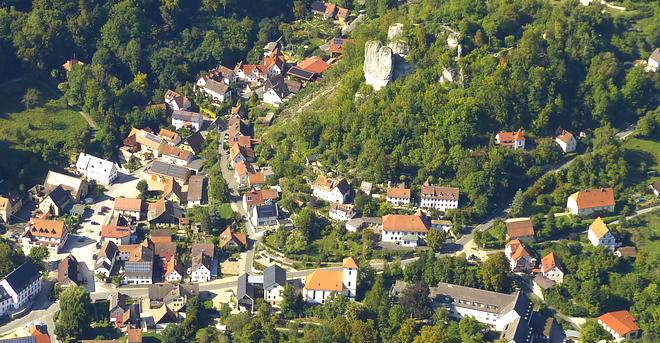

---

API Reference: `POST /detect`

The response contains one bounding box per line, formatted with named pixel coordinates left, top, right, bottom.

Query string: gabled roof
left=183, top=131, right=204, bottom=155
left=150, top=229, right=173, bottom=243
left=382, top=214, right=429, bottom=233
left=161, top=144, right=193, bottom=162
left=330, top=202, right=354, bottom=216
left=589, top=217, right=610, bottom=239
left=254, top=203, right=278, bottom=218
left=3, top=261, right=41, bottom=292
left=58, top=254, right=78, bottom=286
left=264, top=265, right=287, bottom=290
left=313, top=176, right=350, bottom=194
left=76, top=153, right=115, bottom=176
left=203, top=79, right=229, bottom=95
left=44, top=171, right=84, bottom=193
left=506, top=239, right=531, bottom=261
left=45, top=185, right=71, bottom=208
left=555, top=129, right=575, bottom=144
left=153, top=241, right=177, bottom=261
left=497, top=129, right=526, bottom=143
left=297, top=56, right=330, bottom=74
left=62, top=59, right=84, bottom=72
left=305, top=270, right=343, bottom=291
left=101, top=224, right=131, bottom=239
left=598, top=310, right=639, bottom=336
left=244, top=188, right=279, bottom=208
left=420, top=186, right=459, bottom=201
left=127, top=327, right=142, bottom=343
left=98, top=241, right=118, bottom=260
left=616, top=246, right=637, bottom=258
left=248, top=172, right=266, bottom=186
left=171, top=110, right=202, bottom=123
left=148, top=161, right=190, bottom=181
left=386, top=187, right=411, bottom=199
left=191, top=243, right=215, bottom=260
left=135, top=129, right=164, bottom=150
left=27, top=218, right=66, bottom=239
left=264, top=75, right=290, bottom=99
left=187, top=174, right=208, bottom=203
left=541, top=252, right=561, bottom=273
left=343, top=257, right=358, bottom=269
left=114, top=197, right=143, bottom=212
left=505, top=218, right=535, bottom=238
left=649, top=48, right=660, bottom=63
left=569, top=188, right=615, bottom=210
left=219, top=226, right=247, bottom=249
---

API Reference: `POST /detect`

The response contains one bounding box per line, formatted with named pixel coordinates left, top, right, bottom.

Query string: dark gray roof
left=149, top=161, right=189, bottom=180
left=237, top=273, right=255, bottom=300
left=47, top=185, right=71, bottom=208
left=124, top=261, right=153, bottom=279
left=263, top=265, right=286, bottom=290
left=501, top=315, right=532, bottom=343
left=4, top=261, right=41, bottom=292
left=264, top=75, right=290, bottom=99
left=184, top=131, right=205, bottom=154
left=335, top=179, right=351, bottom=195
left=255, top=203, right=278, bottom=218
left=148, top=283, right=198, bottom=305
left=311, top=1, right=326, bottom=13
left=171, top=110, right=202, bottom=122
left=532, top=275, right=556, bottom=289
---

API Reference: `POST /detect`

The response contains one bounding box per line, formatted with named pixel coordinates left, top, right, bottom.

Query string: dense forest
left=260, top=0, right=658, bottom=218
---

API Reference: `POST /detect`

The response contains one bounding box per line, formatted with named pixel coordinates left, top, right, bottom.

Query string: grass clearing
left=628, top=210, right=660, bottom=266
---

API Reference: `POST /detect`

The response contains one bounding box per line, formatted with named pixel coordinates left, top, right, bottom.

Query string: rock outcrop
left=363, top=40, right=393, bottom=91
left=387, top=23, right=409, bottom=57
left=387, top=23, right=405, bottom=40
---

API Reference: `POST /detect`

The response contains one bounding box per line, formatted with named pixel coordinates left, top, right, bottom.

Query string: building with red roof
left=598, top=310, right=640, bottom=340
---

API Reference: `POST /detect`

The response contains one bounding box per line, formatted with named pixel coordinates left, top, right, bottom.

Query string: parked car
left=91, top=221, right=100, bottom=225
left=101, top=206, right=111, bottom=213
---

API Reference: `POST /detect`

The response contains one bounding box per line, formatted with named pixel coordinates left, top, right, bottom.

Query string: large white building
left=171, top=110, right=204, bottom=132
left=21, top=218, right=69, bottom=255
left=386, top=187, right=412, bottom=207
left=76, top=152, right=118, bottom=185
left=420, top=186, right=459, bottom=211
left=312, top=176, right=351, bottom=204
left=554, top=129, right=577, bottom=153
left=304, top=257, right=358, bottom=304
left=381, top=213, right=429, bottom=247
left=0, top=261, right=42, bottom=316
left=391, top=281, right=534, bottom=341
left=566, top=188, right=615, bottom=216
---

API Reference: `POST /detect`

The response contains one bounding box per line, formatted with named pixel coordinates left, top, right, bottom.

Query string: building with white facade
left=555, top=129, right=577, bottom=153
left=251, top=203, right=279, bottom=228
left=495, top=129, right=526, bottom=150
left=504, top=239, right=534, bottom=273
left=329, top=203, right=355, bottom=221
left=201, top=79, right=231, bottom=103
left=598, top=310, right=640, bottom=340
left=0, top=261, right=42, bottom=317
left=386, top=187, right=412, bottom=207
left=648, top=48, right=660, bottom=72
left=381, top=213, right=429, bottom=247
left=263, top=265, right=287, bottom=307
left=588, top=217, right=618, bottom=250
left=419, top=186, right=459, bottom=211
left=189, top=243, right=217, bottom=283
left=171, top=110, right=204, bottom=132
left=540, top=252, right=564, bottom=283
left=312, top=176, right=351, bottom=204
left=566, top=188, right=615, bottom=216
left=304, top=257, right=358, bottom=304
left=21, top=218, right=69, bottom=255
left=391, top=280, right=534, bottom=341
left=117, top=243, right=154, bottom=285
left=76, top=152, right=118, bottom=185
left=164, top=89, right=191, bottom=111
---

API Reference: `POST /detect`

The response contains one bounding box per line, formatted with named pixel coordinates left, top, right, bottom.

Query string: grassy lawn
left=623, top=136, right=660, bottom=174
left=628, top=210, right=660, bottom=268
left=623, top=136, right=660, bottom=199
left=0, top=79, right=86, bottom=147
left=142, top=332, right=164, bottom=343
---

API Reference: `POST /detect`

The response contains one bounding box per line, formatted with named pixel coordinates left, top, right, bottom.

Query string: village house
left=164, top=89, right=191, bottom=111
left=62, top=58, right=84, bottom=72
left=540, top=252, right=564, bottom=283
left=263, top=265, right=287, bottom=307
left=96, top=241, right=118, bottom=278
left=419, top=185, right=459, bottom=211
left=38, top=185, right=72, bottom=216
left=588, top=217, right=618, bottom=250
left=161, top=144, right=194, bottom=166
left=197, top=65, right=236, bottom=87
left=228, top=116, right=251, bottom=143
left=648, top=48, right=660, bottom=72
left=219, top=226, right=247, bottom=252
left=43, top=170, right=88, bottom=202
left=262, top=48, right=285, bottom=78
left=248, top=171, right=266, bottom=188
left=504, top=217, right=535, bottom=243
left=597, top=310, right=640, bottom=340
left=159, top=128, right=181, bottom=146
left=0, top=261, right=42, bottom=317
left=431, top=219, right=454, bottom=234
left=108, top=292, right=140, bottom=329
left=145, top=161, right=191, bottom=186
left=76, top=152, right=118, bottom=185
left=386, top=187, right=412, bottom=207
left=649, top=181, right=660, bottom=197
left=566, top=188, right=615, bottom=216
left=114, top=197, right=144, bottom=221
left=58, top=255, right=80, bottom=288
left=187, top=174, right=208, bottom=207
left=118, top=242, right=154, bottom=285
left=345, top=217, right=382, bottom=232
left=189, top=243, right=217, bottom=283
left=234, top=62, right=266, bottom=82
left=504, top=239, right=534, bottom=273
left=134, top=129, right=166, bottom=158
left=243, top=188, right=279, bottom=211
left=171, top=110, right=204, bottom=132
left=234, top=161, right=253, bottom=186
left=236, top=265, right=288, bottom=312
left=229, top=144, right=256, bottom=166
left=0, top=194, right=23, bottom=224
left=312, top=176, right=351, bottom=203
left=251, top=203, right=279, bottom=228
left=148, top=283, right=199, bottom=312
left=127, top=327, right=142, bottom=343
left=201, top=79, right=231, bottom=103
left=381, top=213, right=429, bottom=247
left=22, top=218, right=69, bottom=255
left=153, top=239, right=177, bottom=278
left=495, top=129, right=526, bottom=150
left=163, top=256, right=184, bottom=283
left=287, top=56, right=331, bottom=81
left=147, top=198, right=185, bottom=228
left=101, top=216, right=132, bottom=246
left=179, top=131, right=204, bottom=156
left=554, top=128, right=577, bottom=153
left=390, top=281, right=534, bottom=341
left=304, top=257, right=358, bottom=304
left=329, top=203, right=356, bottom=222
left=262, top=75, right=290, bottom=107
left=163, top=178, right=184, bottom=204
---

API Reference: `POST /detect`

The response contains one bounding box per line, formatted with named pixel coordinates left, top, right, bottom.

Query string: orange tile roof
left=298, top=56, right=330, bottom=74
left=556, top=129, right=574, bottom=144
left=219, top=226, right=247, bottom=248
left=506, top=239, right=531, bottom=261
left=387, top=187, right=411, bottom=199
left=589, top=217, right=610, bottom=239
left=101, top=225, right=131, bottom=239
left=343, top=257, right=358, bottom=269
left=159, top=128, right=180, bottom=142
left=162, top=144, right=193, bottom=161
left=382, top=214, right=429, bottom=233
left=505, top=218, right=535, bottom=238
left=0, top=196, right=9, bottom=211
left=305, top=270, right=343, bottom=291
left=598, top=310, right=639, bottom=336
left=165, top=255, right=182, bottom=276
left=234, top=161, right=251, bottom=177
left=127, top=327, right=143, bottom=343
left=541, top=252, right=561, bottom=272
left=570, top=188, right=615, bottom=210
left=28, top=218, right=66, bottom=239
left=248, top=172, right=266, bottom=186
left=114, top=197, right=143, bottom=212
left=62, top=59, right=83, bottom=72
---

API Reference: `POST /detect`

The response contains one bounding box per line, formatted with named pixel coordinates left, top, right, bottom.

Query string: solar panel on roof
left=334, top=38, right=343, bottom=45
left=287, top=67, right=315, bottom=80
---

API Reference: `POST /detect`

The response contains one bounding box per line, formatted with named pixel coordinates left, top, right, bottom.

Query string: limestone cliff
left=363, top=40, right=393, bottom=91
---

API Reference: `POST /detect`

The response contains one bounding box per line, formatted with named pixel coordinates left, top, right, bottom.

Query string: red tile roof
left=569, top=188, right=615, bottom=210
left=598, top=310, right=639, bottom=337
left=382, top=214, right=429, bottom=233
